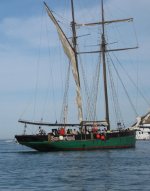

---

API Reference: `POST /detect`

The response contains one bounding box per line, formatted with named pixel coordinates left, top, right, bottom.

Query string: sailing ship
left=15, top=0, right=136, bottom=151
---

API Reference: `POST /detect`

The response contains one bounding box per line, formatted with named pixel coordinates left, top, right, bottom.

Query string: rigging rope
left=92, top=54, right=101, bottom=120
left=90, top=28, right=102, bottom=121
left=106, top=53, right=125, bottom=127
left=79, top=55, right=92, bottom=120
left=33, top=6, right=45, bottom=121
left=112, top=52, right=150, bottom=107
left=45, top=11, right=57, bottom=120
left=108, top=52, right=138, bottom=117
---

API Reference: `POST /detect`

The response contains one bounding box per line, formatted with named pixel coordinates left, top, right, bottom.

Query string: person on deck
left=59, top=127, right=65, bottom=136
left=38, top=126, right=46, bottom=135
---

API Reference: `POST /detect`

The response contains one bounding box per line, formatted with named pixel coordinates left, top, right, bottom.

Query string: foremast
left=101, top=0, right=110, bottom=130
left=70, top=0, right=83, bottom=122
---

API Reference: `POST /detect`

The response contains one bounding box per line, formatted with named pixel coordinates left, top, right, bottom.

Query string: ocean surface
left=0, top=140, right=150, bottom=191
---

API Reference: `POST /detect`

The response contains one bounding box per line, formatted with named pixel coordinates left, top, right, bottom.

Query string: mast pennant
left=44, top=2, right=83, bottom=122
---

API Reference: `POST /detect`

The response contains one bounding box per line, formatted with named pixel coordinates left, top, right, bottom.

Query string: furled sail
left=44, top=2, right=83, bottom=122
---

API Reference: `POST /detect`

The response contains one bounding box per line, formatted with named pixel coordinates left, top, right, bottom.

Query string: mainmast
left=101, top=0, right=110, bottom=130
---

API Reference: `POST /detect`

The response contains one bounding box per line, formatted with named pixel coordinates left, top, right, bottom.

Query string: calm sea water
left=0, top=140, right=150, bottom=191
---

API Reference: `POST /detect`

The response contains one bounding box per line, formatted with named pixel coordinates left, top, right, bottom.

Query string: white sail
left=44, top=2, right=83, bottom=122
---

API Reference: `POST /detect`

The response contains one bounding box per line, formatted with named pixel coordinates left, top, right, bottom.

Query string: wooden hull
left=15, top=130, right=136, bottom=152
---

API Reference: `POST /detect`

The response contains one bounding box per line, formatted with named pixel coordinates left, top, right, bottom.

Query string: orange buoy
left=96, top=134, right=100, bottom=139
left=101, top=135, right=105, bottom=140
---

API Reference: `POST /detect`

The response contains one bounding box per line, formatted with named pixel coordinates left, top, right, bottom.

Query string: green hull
left=15, top=132, right=136, bottom=151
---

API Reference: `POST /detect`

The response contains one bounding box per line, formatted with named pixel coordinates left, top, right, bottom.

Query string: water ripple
left=0, top=140, right=150, bottom=190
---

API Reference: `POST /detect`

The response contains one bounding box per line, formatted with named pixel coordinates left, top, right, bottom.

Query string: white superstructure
left=136, top=124, right=150, bottom=140
left=132, top=112, right=150, bottom=140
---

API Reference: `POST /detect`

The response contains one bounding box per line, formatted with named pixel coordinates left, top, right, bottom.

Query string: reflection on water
left=0, top=140, right=150, bottom=190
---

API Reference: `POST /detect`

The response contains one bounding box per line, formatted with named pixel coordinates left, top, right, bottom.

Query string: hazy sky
left=0, top=0, right=150, bottom=139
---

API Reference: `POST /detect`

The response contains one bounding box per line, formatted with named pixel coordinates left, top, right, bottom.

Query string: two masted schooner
left=15, top=0, right=136, bottom=151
